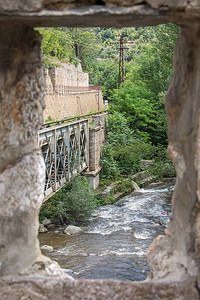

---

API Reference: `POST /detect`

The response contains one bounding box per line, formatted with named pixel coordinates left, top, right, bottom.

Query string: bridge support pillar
left=85, top=167, right=101, bottom=190
left=85, top=113, right=107, bottom=189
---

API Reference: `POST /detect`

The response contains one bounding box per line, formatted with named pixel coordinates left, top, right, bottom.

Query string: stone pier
left=85, top=113, right=107, bottom=189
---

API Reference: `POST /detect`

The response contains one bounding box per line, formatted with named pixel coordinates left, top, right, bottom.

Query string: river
left=39, top=180, right=174, bottom=281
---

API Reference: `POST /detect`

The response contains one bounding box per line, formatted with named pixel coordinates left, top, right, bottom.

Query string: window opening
left=38, top=25, right=178, bottom=282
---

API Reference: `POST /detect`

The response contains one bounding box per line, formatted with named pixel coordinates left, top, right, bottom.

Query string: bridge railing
left=45, top=85, right=102, bottom=94
left=40, top=109, right=108, bottom=129
left=38, top=119, right=89, bottom=200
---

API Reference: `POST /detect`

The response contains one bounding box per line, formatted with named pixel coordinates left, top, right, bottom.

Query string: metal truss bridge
left=38, top=118, right=89, bottom=201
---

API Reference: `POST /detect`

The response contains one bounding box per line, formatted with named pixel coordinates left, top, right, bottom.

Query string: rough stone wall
left=84, top=113, right=107, bottom=189
left=44, top=63, right=104, bottom=120
left=147, top=24, right=200, bottom=281
left=1, top=0, right=200, bottom=13
left=89, top=127, right=101, bottom=172
left=2, top=1, right=200, bottom=28
left=0, top=23, right=73, bottom=282
left=92, top=114, right=107, bottom=145
left=45, top=63, right=89, bottom=92
left=0, top=24, right=45, bottom=276
left=88, top=114, right=107, bottom=172
left=1, top=0, right=200, bottom=299
left=0, top=276, right=199, bottom=300
left=44, top=91, right=104, bottom=120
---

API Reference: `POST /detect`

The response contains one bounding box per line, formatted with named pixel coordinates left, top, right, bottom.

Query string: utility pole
left=118, top=35, right=125, bottom=88
left=117, top=35, right=133, bottom=88
left=97, top=75, right=100, bottom=111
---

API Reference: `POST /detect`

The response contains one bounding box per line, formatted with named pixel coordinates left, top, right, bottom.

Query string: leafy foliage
left=69, top=28, right=101, bottom=71
left=110, top=81, right=168, bottom=145
left=35, top=27, right=75, bottom=67
left=101, top=112, right=157, bottom=179
left=147, top=160, right=176, bottom=180
left=39, top=177, right=98, bottom=224
left=105, top=24, right=179, bottom=147
left=35, top=27, right=100, bottom=70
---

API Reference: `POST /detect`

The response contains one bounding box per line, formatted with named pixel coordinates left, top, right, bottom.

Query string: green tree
left=69, top=28, right=101, bottom=71
left=35, top=27, right=101, bottom=70
left=39, top=177, right=97, bottom=224
left=101, top=112, right=156, bottom=179
left=35, top=27, right=75, bottom=67
left=110, top=81, right=167, bottom=145
left=89, top=59, right=118, bottom=98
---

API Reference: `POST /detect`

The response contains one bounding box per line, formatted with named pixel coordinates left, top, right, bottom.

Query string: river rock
left=153, top=219, right=162, bottom=227
left=114, top=199, right=127, bottom=207
left=41, top=245, right=53, bottom=251
left=64, top=225, right=83, bottom=235
left=161, top=211, right=169, bottom=215
left=42, top=218, right=51, bottom=226
left=38, top=224, right=48, bottom=233
left=63, top=269, right=73, bottom=276
left=50, top=217, right=61, bottom=225
left=46, top=224, right=57, bottom=229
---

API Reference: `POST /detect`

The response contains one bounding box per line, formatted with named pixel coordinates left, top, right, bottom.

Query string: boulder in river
left=46, top=224, right=57, bottom=229
left=62, top=268, right=73, bottom=276
left=64, top=225, right=83, bottom=235
left=114, top=199, right=127, bottom=207
left=153, top=219, right=162, bottom=227
left=38, top=224, right=48, bottom=233
left=42, top=218, right=51, bottom=226
left=41, top=245, right=53, bottom=251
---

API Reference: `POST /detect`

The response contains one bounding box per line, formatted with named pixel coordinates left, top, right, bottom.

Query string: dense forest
left=36, top=25, right=179, bottom=185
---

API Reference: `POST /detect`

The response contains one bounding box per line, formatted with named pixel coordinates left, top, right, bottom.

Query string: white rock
left=38, top=224, right=48, bottom=233
left=64, top=225, right=83, bottom=235
left=42, top=218, right=51, bottom=226
left=41, top=245, right=53, bottom=251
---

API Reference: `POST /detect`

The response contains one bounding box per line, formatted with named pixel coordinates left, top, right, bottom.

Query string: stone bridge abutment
left=0, top=1, right=200, bottom=299
left=85, top=113, right=107, bottom=189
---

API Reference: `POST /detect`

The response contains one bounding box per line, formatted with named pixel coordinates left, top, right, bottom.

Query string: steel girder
left=38, top=119, right=89, bottom=200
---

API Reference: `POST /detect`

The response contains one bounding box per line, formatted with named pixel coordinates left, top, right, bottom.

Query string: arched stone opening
left=0, top=1, right=200, bottom=299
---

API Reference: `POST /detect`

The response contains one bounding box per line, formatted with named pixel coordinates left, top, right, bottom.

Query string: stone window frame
left=0, top=2, right=200, bottom=299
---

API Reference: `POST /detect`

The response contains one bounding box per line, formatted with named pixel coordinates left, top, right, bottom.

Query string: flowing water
left=39, top=181, right=174, bottom=281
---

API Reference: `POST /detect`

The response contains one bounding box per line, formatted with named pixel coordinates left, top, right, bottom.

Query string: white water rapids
left=39, top=181, right=174, bottom=281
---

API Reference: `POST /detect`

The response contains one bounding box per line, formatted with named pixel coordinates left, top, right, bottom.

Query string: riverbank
left=97, top=160, right=176, bottom=204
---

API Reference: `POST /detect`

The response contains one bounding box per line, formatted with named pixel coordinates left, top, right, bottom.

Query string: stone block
left=0, top=276, right=198, bottom=300
left=85, top=167, right=101, bottom=190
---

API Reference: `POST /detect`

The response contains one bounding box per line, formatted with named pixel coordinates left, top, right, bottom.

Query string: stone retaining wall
left=45, top=63, right=89, bottom=92
left=44, top=90, right=104, bottom=120
left=44, top=63, right=104, bottom=120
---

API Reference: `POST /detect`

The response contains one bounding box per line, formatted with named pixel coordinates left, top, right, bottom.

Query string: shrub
left=100, top=112, right=157, bottom=179
left=100, top=143, right=120, bottom=180
left=147, top=159, right=176, bottom=179
left=39, top=176, right=98, bottom=224
left=113, top=178, right=135, bottom=194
